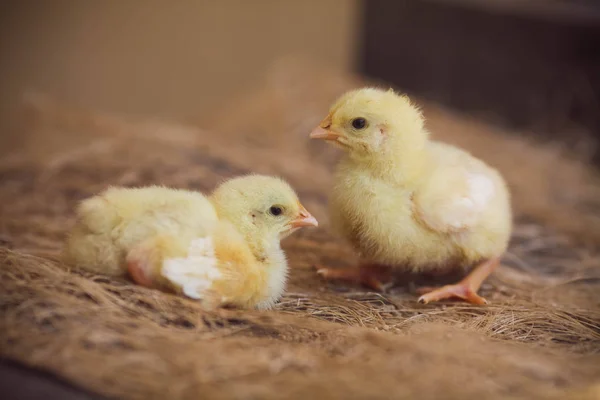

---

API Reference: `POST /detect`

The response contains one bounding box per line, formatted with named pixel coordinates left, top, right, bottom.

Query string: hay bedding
left=1, top=59, right=600, bottom=400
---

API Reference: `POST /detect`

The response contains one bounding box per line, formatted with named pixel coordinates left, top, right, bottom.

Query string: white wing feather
left=444, top=172, right=495, bottom=229
left=161, top=237, right=221, bottom=299
left=466, top=172, right=495, bottom=211
left=416, top=170, right=496, bottom=232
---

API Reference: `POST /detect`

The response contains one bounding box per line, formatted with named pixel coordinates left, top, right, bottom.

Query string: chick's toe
left=417, top=284, right=488, bottom=305
left=417, top=257, right=499, bottom=304
left=315, top=264, right=393, bottom=292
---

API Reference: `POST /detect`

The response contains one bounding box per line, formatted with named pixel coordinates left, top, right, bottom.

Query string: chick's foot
left=127, top=256, right=155, bottom=288
left=417, top=283, right=487, bottom=305
left=417, top=257, right=500, bottom=305
left=126, top=235, right=188, bottom=289
left=315, top=264, right=392, bottom=292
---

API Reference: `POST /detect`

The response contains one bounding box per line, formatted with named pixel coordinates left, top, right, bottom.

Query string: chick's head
left=210, top=175, right=318, bottom=244
left=310, top=87, right=427, bottom=161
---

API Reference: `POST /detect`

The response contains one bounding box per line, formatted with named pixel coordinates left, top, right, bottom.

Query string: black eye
left=351, top=117, right=367, bottom=130
left=269, top=206, right=283, bottom=216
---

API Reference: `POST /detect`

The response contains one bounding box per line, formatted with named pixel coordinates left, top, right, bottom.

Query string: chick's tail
left=62, top=226, right=122, bottom=276
left=62, top=195, right=123, bottom=275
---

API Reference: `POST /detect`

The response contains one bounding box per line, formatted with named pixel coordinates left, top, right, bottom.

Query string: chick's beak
left=290, top=204, right=318, bottom=228
left=309, top=126, right=341, bottom=141
left=309, top=116, right=341, bottom=141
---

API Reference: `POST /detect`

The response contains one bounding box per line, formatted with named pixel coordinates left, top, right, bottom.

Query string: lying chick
left=62, top=175, right=318, bottom=310
left=309, top=88, right=511, bottom=305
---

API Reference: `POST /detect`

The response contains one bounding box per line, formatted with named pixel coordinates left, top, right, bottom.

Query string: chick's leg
left=316, top=263, right=392, bottom=292
left=417, top=257, right=500, bottom=305
left=126, top=235, right=188, bottom=289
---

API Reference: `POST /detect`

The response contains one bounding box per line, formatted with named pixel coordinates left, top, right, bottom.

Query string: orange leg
left=126, top=255, right=155, bottom=288
left=125, top=235, right=185, bottom=289
left=417, top=257, right=500, bottom=305
left=315, top=263, right=392, bottom=292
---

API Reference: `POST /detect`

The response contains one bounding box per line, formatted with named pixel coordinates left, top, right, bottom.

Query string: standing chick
left=309, top=88, right=511, bottom=304
left=63, top=175, right=318, bottom=310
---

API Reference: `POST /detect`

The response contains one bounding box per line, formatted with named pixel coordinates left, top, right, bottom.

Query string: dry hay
left=1, top=57, right=600, bottom=399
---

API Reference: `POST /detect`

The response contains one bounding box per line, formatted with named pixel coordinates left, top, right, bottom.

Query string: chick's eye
left=269, top=206, right=283, bottom=216
left=351, top=117, right=367, bottom=130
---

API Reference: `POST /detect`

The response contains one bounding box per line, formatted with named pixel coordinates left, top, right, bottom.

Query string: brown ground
left=1, top=58, right=599, bottom=400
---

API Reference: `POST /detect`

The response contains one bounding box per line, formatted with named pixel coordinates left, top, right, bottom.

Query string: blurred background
left=1, top=2, right=600, bottom=399
left=0, top=0, right=599, bottom=157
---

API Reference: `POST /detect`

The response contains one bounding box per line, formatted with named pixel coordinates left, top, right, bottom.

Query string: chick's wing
left=160, top=237, right=223, bottom=300
left=412, top=163, right=495, bottom=234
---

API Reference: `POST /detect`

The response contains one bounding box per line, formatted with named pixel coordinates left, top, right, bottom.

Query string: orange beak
left=290, top=203, right=318, bottom=228
left=309, top=116, right=341, bottom=141
left=309, top=126, right=341, bottom=141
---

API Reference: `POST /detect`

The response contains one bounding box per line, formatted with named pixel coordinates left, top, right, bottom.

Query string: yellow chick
left=309, top=88, right=512, bottom=305
left=62, top=175, right=318, bottom=310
